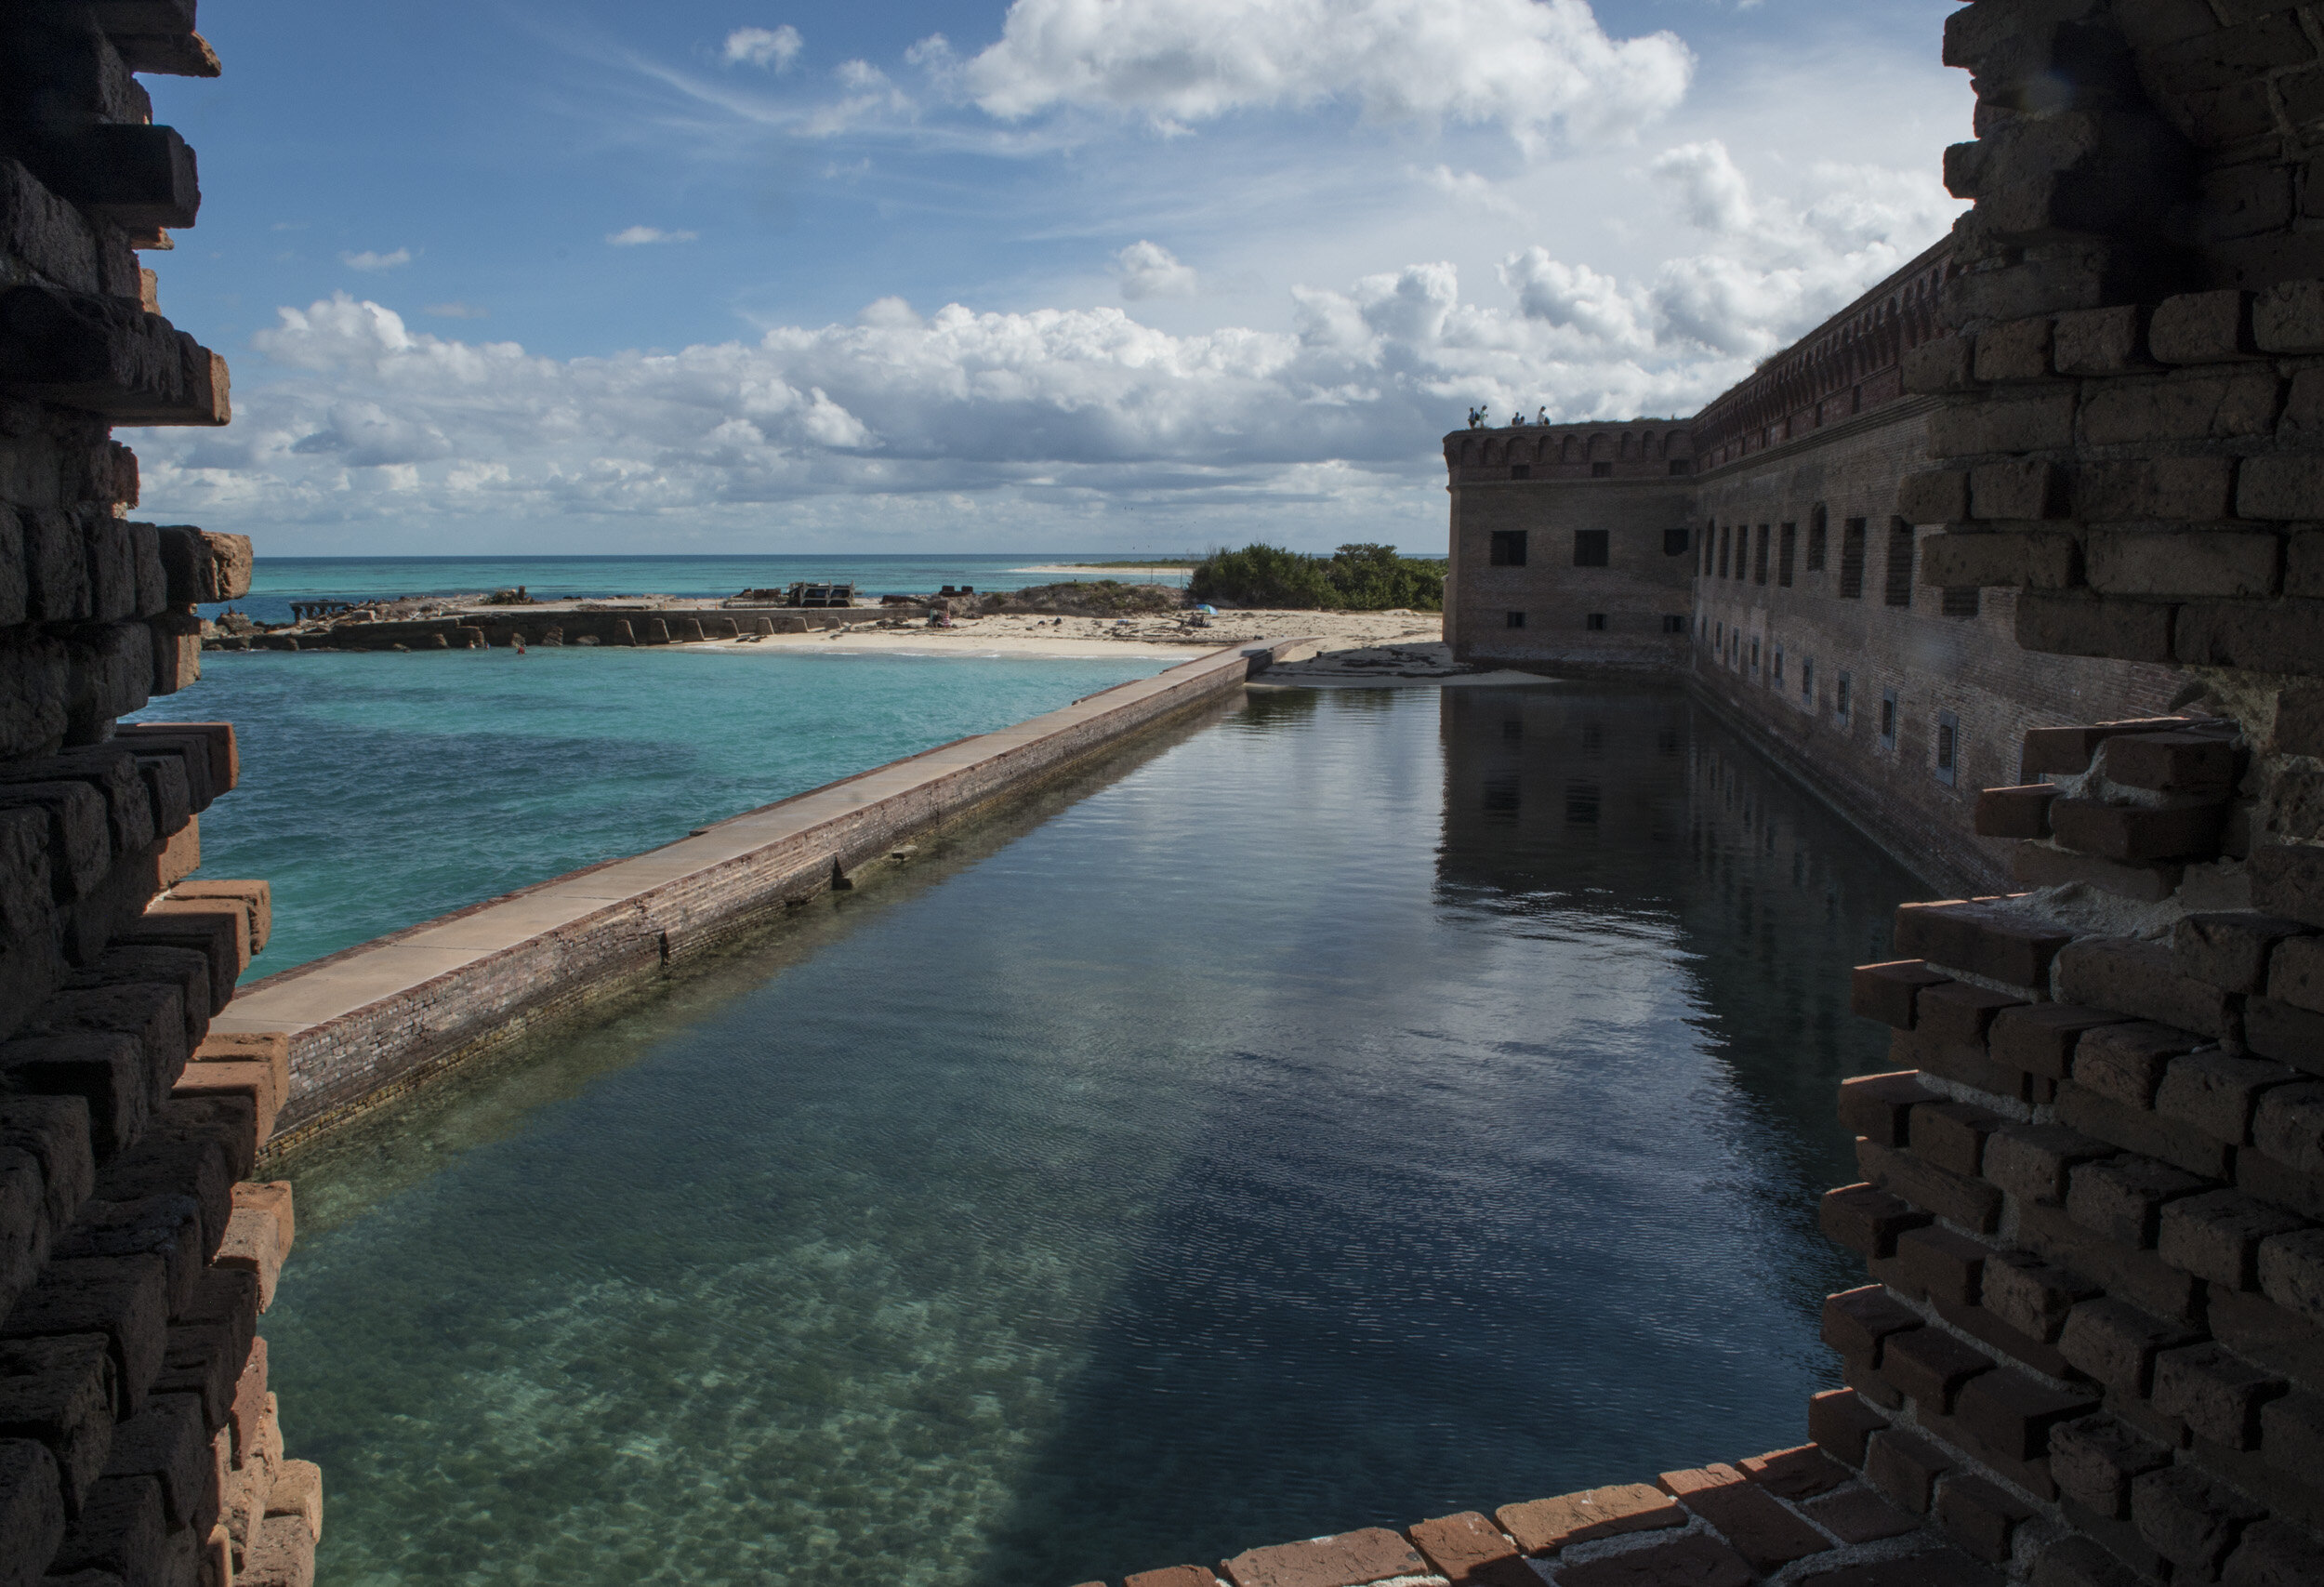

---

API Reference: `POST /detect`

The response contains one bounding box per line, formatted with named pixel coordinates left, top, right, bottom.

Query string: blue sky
left=135, top=0, right=1970, bottom=555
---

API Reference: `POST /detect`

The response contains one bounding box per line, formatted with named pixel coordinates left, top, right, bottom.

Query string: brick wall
left=0, top=7, right=316, bottom=1585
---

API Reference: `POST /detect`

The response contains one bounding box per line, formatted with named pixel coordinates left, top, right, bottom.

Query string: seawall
left=219, top=636, right=1314, bottom=1152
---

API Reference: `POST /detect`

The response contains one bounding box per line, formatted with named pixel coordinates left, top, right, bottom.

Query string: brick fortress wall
left=0, top=6, right=317, bottom=1586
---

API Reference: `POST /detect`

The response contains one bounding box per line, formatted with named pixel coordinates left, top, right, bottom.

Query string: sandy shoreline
left=674, top=608, right=1443, bottom=661
left=1008, top=563, right=1192, bottom=576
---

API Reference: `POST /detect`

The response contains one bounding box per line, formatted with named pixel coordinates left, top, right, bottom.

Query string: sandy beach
left=1008, top=563, right=1193, bottom=577
left=675, top=607, right=1445, bottom=661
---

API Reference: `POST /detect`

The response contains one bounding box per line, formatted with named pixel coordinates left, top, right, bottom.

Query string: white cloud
left=1114, top=240, right=1198, bottom=300
left=959, top=0, right=1693, bottom=145
left=340, top=248, right=412, bottom=271
left=724, top=25, right=802, bottom=70
left=607, top=226, right=700, bottom=246
left=422, top=302, right=488, bottom=320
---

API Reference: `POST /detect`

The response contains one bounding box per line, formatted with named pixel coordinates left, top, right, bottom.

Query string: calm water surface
left=266, top=682, right=1921, bottom=1587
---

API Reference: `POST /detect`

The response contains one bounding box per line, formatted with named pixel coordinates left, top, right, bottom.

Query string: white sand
left=677, top=609, right=1443, bottom=662
left=1009, top=564, right=1193, bottom=577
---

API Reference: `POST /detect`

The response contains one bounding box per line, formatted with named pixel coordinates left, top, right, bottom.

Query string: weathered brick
left=1496, top=1483, right=1683, bottom=1554
left=1975, top=784, right=2057, bottom=840
left=1404, top=1513, right=1525, bottom=1587
left=2149, top=289, right=2257, bottom=363
left=2030, top=1534, right=2142, bottom=1587
left=1821, top=1184, right=1932, bottom=1259
left=50, top=1197, right=203, bottom=1320
left=1897, top=1224, right=1992, bottom=1306
left=0, top=1255, right=169, bottom=1419
left=1957, top=1366, right=2099, bottom=1463
left=2080, top=368, right=2281, bottom=446
left=1971, top=458, right=2068, bottom=521
left=2246, top=997, right=2324, bottom=1074
left=2050, top=800, right=2229, bottom=863
left=2131, top=1464, right=2265, bottom=1579
left=1860, top=1140, right=2004, bottom=1232
left=1921, top=529, right=2080, bottom=589
left=2176, top=913, right=2312, bottom=994
left=99, top=1391, right=210, bottom=1531
left=1901, top=469, right=1974, bottom=524
left=1221, top=1527, right=1427, bottom=1587
left=164, top=878, right=269, bottom=955
left=2104, top=731, right=2238, bottom=794
left=1919, top=984, right=2028, bottom=1048
left=1736, top=1444, right=1846, bottom=1500
left=2253, top=279, right=2324, bottom=355
left=110, top=908, right=238, bottom=1019
left=1556, top=1534, right=1752, bottom=1587
left=2256, top=1225, right=2324, bottom=1325
left=1839, top=1071, right=1941, bottom=1145
left=0, top=1334, right=116, bottom=1510
left=2157, top=1052, right=2302, bottom=1145
left=2252, top=845, right=2324, bottom=932
left=1934, top=386, right=2078, bottom=456
left=2260, top=1392, right=2324, bottom=1479
left=2159, top=1189, right=2308, bottom=1289
left=1905, top=336, right=1977, bottom=393
left=0, top=1033, right=147, bottom=1160
left=1852, top=963, right=1950, bottom=1029
left=214, top=1208, right=282, bottom=1313
left=1911, top=1101, right=2005, bottom=1178
left=0, top=1436, right=63, bottom=1585
left=1882, top=1327, right=1994, bottom=1414
left=2071, top=1018, right=2209, bottom=1107
left=1985, top=1122, right=2112, bottom=1203
left=2053, top=306, right=2147, bottom=376
left=49, top=1474, right=166, bottom=1584
left=94, top=1133, right=230, bottom=1263
left=1981, top=1250, right=2100, bottom=1343
left=1894, top=899, right=2074, bottom=988
left=1127, top=1571, right=1220, bottom=1587
left=231, top=1184, right=293, bottom=1267
left=242, top=1511, right=317, bottom=1587
left=2068, top=1155, right=2210, bottom=1247
left=1801, top=1485, right=1917, bottom=1545
left=1865, top=1427, right=1952, bottom=1514
left=1657, top=1465, right=1828, bottom=1573
left=1807, top=1388, right=1888, bottom=1468
left=1990, top=1007, right=2132, bottom=1082
left=2051, top=1414, right=2172, bottom=1520
left=2077, top=456, right=2238, bottom=522
left=2151, top=1342, right=2286, bottom=1450
left=2019, top=590, right=2179, bottom=664
left=2266, top=934, right=2324, bottom=1015
left=2239, top=454, right=2324, bottom=521
left=2176, top=600, right=2324, bottom=675
left=1821, top=1284, right=1922, bottom=1358
left=265, top=1456, right=321, bottom=1543
left=2058, top=1298, right=2199, bottom=1395
left=2222, top=1520, right=2324, bottom=1587
left=1935, top=1473, right=2035, bottom=1564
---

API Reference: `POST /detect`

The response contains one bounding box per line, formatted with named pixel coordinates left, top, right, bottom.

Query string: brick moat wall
left=0, top=7, right=317, bottom=1584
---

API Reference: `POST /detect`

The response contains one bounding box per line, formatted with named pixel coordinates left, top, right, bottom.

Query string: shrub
left=979, top=581, right=1183, bottom=617
left=1189, top=543, right=1444, bottom=611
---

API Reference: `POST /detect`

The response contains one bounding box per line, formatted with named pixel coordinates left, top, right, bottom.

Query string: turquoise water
left=129, top=646, right=1170, bottom=972
left=265, top=682, right=1920, bottom=1587
left=216, top=554, right=1192, bottom=627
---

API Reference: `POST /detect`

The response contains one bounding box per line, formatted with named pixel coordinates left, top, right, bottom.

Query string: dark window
left=1664, top=527, right=1691, bottom=556
left=1574, top=530, right=1609, bottom=567
left=1565, top=783, right=1601, bottom=824
left=1718, top=525, right=1732, bottom=578
left=1489, top=530, right=1527, bottom=567
left=1773, top=648, right=1784, bottom=685
left=1701, top=521, right=1715, bottom=575
left=1662, top=615, right=1686, bottom=634
left=1942, top=587, right=1982, bottom=618
left=1753, top=524, right=1770, bottom=585
left=1881, top=689, right=1899, bottom=747
left=1482, top=774, right=1520, bottom=818
left=1836, top=671, right=1853, bottom=721
left=1510, top=464, right=1530, bottom=480
left=1715, top=621, right=1723, bottom=645
left=1840, top=518, right=1867, bottom=599
left=1777, top=522, right=1797, bottom=587
left=1750, top=638, right=1761, bottom=671
left=1884, top=519, right=1916, bottom=607
left=1806, top=504, right=1829, bottom=572
left=1802, top=656, right=1815, bottom=701
left=1669, top=458, right=1690, bottom=475
left=1505, top=610, right=1526, bottom=629
left=1591, top=461, right=1613, bottom=478
left=1585, top=613, right=1608, bottom=630
left=1935, top=710, right=1960, bottom=786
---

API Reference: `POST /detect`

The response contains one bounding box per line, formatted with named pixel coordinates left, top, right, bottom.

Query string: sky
left=132, top=0, right=1973, bottom=556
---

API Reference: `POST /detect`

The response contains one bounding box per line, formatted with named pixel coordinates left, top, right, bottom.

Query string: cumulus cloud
left=422, top=302, right=488, bottom=320
left=957, top=0, right=1692, bottom=144
left=340, top=248, right=412, bottom=271
left=1114, top=240, right=1199, bottom=300
left=607, top=226, right=699, bottom=246
left=724, top=25, right=802, bottom=70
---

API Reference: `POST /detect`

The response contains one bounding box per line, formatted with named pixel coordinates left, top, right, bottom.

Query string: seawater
left=128, top=646, right=1171, bottom=972
left=213, top=554, right=1193, bottom=627
left=263, top=681, right=1920, bottom=1587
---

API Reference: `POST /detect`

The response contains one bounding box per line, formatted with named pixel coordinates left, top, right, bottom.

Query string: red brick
left=2103, top=732, right=2238, bottom=793
left=2072, top=1021, right=2209, bottom=1109
left=1404, top=1513, right=1528, bottom=1586
left=1556, top=1534, right=1752, bottom=1587
left=1978, top=1250, right=2100, bottom=1344
left=1917, top=984, right=2028, bottom=1048
left=1802, top=1485, right=1918, bottom=1543
left=0, top=1334, right=114, bottom=1508
left=2051, top=1414, right=2171, bottom=1522
left=2157, top=1052, right=2302, bottom=1146
left=1821, top=1184, right=1933, bottom=1259
left=1, top=1254, right=170, bottom=1417
left=2247, top=996, right=2324, bottom=1075
left=1821, top=1286, right=1922, bottom=1358
left=1983, top=1123, right=2110, bottom=1204
left=1496, top=1485, right=1684, bottom=1554
left=1860, top=1140, right=2003, bottom=1233
left=1896, top=1225, right=1991, bottom=1307
left=2131, top=1465, right=2265, bottom=1579
left=1989, top=1005, right=2132, bottom=1082
left=2049, top=800, right=2227, bottom=862
left=1955, top=1367, right=2099, bottom=1463
left=1807, top=1389, right=1889, bottom=1468
left=2152, top=1342, right=2287, bottom=1450
left=1894, top=900, right=2074, bottom=988
left=1913, top=1104, right=2006, bottom=1183
left=1796, top=1554, right=2002, bottom=1587
left=1866, top=1427, right=1953, bottom=1514
left=1935, top=1474, right=2034, bottom=1564
left=2257, top=1226, right=2324, bottom=1325
left=2156, top=1189, right=2304, bottom=1289
left=2022, top=721, right=2199, bottom=777
left=2057, top=1299, right=2199, bottom=1395
left=1882, top=1327, right=1993, bottom=1414
left=231, top=1183, right=294, bottom=1266
left=1837, top=1072, right=1940, bottom=1147
left=1974, top=784, right=2057, bottom=840
left=1854, top=961, right=1951, bottom=1028
left=1736, top=1445, right=1848, bottom=1500
left=2223, top=1519, right=2324, bottom=1586
left=1657, top=1465, right=1829, bottom=1573
left=171, top=1058, right=278, bottom=1147
left=1221, top=1527, right=1429, bottom=1587
left=1127, top=1571, right=1220, bottom=1587
left=241, top=1511, right=317, bottom=1587
left=2067, top=1156, right=2209, bottom=1248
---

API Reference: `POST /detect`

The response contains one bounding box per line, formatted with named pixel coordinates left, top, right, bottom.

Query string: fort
left=6, top=2, right=2324, bottom=1585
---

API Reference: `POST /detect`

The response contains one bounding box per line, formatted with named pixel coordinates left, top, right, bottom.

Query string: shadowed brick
left=1894, top=901, right=2073, bottom=989
left=1911, top=1101, right=2006, bottom=1178
left=1855, top=962, right=1952, bottom=1029
left=2050, top=801, right=2229, bottom=864
left=2175, top=913, right=2311, bottom=994
left=2031, top=1535, right=2145, bottom=1587
left=1822, top=1184, right=1933, bottom=1259
left=1838, top=1072, right=1940, bottom=1148
left=2261, top=1392, right=2324, bottom=1480
left=1795, top=1555, right=2001, bottom=1587
left=48, top=1474, right=165, bottom=1584
left=2242, top=998, right=2324, bottom=1074
left=98, top=1391, right=209, bottom=1531
left=2132, top=1465, right=2265, bottom=1579
left=1737, top=1445, right=1848, bottom=1500
left=1957, top=1367, right=2099, bottom=1462
left=1807, top=1390, right=1889, bottom=1468
left=2157, top=1190, right=2305, bottom=1289
left=1883, top=1327, right=1993, bottom=1414
left=1936, top=1474, right=2035, bottom=1565
left=2152, top=1343, right=2287, bottom=1450
left=2256, top=1226, right=2324, bottom=1324
left=1984, top=1124, right=2111, bottom=1204
left=1867, top=1427, right=1952, bottom=1514
left=1981, top=1250, right=2100, bottom=1343
left=1897, top=1225, right=1991, bottom=1306
left=1919, top=983, right=2028, bottom=1046
left=1, top=1256, right=169, bottom=1419
left=2251, top=1081, right=2324, bottom=1170
left=0, top=1334, right=115, bottom=1509
left=2222, top=1519, right=2324, bottom=1587
left=1657, top=1464, right=1828, bottom=1572
left=1404, top=1513, right=1530, bottom=1587
left=2067, top=1156, right=2209, bottom=1248
left=1860, top=1141, right=2003, bottom=1233
left=2072, top=1022, right=2210, bottom=1108
left=2051, top=1415, right=2171, bottom=1521
left=2058, top=1299, right=2198, bottom=1395
left=1991, top=1005, right=2132, bottom=1082
left=1802, top=1485, right=1918, bottom=1543
left=1556, top=1534, right=1752, bottom=1587
left=1822, top=1285, right=1922, bottom=1358
left=2158, top=1052, right=2302, bottom=1145
left=1497, top=1484, right=1682, bottom=1555
left=1976, top=784, right=2058, bottom=840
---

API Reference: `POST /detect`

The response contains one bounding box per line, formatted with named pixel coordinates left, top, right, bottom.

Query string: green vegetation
left=981, top=581, right=1183, bottom=616
left=1188, top=543, right=1445, bottom=612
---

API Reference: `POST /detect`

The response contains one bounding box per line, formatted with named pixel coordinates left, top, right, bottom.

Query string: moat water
left=263, top=681, right=1921, bottom=1587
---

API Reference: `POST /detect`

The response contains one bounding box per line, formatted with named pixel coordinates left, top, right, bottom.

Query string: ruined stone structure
left=0, top=6, right=316, bottom=1584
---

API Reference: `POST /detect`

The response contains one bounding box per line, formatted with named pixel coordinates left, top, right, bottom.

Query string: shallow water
left=264, top=681, right=1921, bottom=1587
left=129, top=646, right=1169, bottom=972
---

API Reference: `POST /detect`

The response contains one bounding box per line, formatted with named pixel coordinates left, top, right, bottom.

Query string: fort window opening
left=1773, top=648, right=1784, bottom=685
left=1701, top=522, right=1715, bottom=575
left=1574, top=530, right=1610, bottom=567
left=1511, top=464, right=1531, bottom=481
left=1489, top=530, right=1528, bottom=567
left=1662, top=615, right=1686, bottom=634
left=1670, top=459, right=1691, bottom=475
left=1505, top=610, right=1526, bottom=629
left=1884, top=520, right=1916, bottom=607
left=1664, top=528, right=1691, bottom=557
left=1942, top=587, right=1981, bottom=618
left=1591, top=461, right=1613, bottom=478
left=1715, top=621, right=1724, bottom=646
left=1777, top=522, right=1797, bottom=588
left=1836, top=671, right=1853, bottom=722
left=1802, top=657, right=1815, bottom=702
left=1752, top=525, right=1771, bottom=585
left=1586, top=614, right=1608, bottom=631
left=1718, top=525, right=1732, bottom=577
left=1807, top=506, right=1829, bottom=572
left=1840, top=518, right=1867, bottom=599
left=1935, top=711, right=1960, bottom=787
left=1880, top=689, right=1899, bottom=748
left=1750, top=638, right=1761, bottom=672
